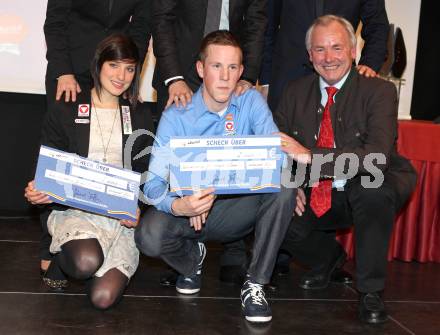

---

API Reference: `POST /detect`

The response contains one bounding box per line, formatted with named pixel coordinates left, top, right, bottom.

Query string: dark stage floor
left=0, top=218, right=439, bottom=334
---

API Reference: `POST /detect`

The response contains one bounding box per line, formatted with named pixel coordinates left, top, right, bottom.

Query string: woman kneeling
left=24, top=33, right=153, bottom=309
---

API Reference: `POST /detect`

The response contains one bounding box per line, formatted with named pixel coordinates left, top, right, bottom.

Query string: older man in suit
left=276, top=15, right=416, bottom=324
left=260, top=0, right=389, bottom=112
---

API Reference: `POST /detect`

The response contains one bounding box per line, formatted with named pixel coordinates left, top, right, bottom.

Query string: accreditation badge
left=121, top=106, right=132, bottom=135
left=74, top=118, right=90, bottom=124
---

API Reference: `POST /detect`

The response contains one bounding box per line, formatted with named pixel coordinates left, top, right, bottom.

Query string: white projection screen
left=0, top=0, right=48, bottom=94
left=0, top=0, right=156, bottom=101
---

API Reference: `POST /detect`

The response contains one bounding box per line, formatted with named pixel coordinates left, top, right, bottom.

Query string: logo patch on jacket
left=224, top=113, right=235, bottom=135
left=78, top=104, right=90, bottom=117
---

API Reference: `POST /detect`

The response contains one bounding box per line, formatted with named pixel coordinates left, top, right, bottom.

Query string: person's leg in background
left=218, top=239, right=248, bottom=284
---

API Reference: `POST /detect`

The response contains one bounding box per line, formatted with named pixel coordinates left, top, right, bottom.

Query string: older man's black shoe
left=299, top=247, right=348, bottom=290
left=331, top=268, right=353, bottom=284
left=358, top=292, right=388, bottom=324
left=300, top=272, right=328, bottom=290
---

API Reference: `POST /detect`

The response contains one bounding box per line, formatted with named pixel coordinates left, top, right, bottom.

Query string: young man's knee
left=135, top=220, right=163, bottom=257
left=263, top=185, right=295, bottom=203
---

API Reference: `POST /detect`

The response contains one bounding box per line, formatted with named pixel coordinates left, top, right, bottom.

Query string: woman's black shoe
left=42, top=276, right=69, bottom=292
left=42, top=257, right=68, bottom=292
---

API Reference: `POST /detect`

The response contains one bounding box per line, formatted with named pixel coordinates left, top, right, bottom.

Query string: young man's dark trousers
left=136, top=187, right=296, bottom=284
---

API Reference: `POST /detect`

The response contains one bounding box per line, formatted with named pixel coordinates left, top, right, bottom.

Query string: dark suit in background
left=260, top=0, right=389, bottom=111
left=44, top=0, right=150, bottom=103
left=151, top=0, right=267, bottom=115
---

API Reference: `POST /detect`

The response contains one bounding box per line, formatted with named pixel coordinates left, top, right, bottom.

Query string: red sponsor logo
left=78, top=104, right=89, bottom=116
left=225, top=121, right=234, bottom=131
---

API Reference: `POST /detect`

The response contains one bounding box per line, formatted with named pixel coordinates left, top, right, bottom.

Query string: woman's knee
left=89, top=287, right=119, bottom=310
left=89, top=268, right=127, bottom=310
left=60, top=239, right=104, bottom=279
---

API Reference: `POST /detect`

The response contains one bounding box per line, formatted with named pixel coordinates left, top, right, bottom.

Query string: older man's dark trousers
left=136, top=187, right=296, bottom=285
left=281, top=177, right=398, bottom=293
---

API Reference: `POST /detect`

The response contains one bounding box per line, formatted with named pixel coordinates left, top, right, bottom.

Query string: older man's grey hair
left=305, top=15, right=357, bottom=51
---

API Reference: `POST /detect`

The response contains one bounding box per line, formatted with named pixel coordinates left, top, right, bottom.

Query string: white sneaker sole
left=244, top=315, right=272, bottom=323
left=176, top=287, right=200, bottom=295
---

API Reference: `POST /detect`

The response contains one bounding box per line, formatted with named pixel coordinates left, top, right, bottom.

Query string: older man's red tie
left=310, top=86, right=338, bottom=218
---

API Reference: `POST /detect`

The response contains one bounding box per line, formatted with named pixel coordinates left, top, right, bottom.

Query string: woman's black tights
left=48, top=238, right=128, bottom=310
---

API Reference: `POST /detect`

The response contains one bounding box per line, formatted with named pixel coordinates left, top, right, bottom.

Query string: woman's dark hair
left=91, top=33, right=140, bottom=106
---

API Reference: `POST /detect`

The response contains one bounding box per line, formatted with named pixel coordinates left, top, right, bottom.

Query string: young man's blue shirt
left=143, top=86, right=279, bottom=214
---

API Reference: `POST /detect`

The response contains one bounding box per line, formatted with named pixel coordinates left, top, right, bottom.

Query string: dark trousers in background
left=281, top=177, right=398, bottom=293
left=136, top=187, right=296, bottom=285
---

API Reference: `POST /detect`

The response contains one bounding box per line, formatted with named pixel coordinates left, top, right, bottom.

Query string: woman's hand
left=24, top=180, right=52, bottom=205
left=120, top=208, right=141, bottom=228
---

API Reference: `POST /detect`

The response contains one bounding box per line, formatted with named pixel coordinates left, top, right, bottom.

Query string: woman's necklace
left=91, top=96, right=119, bottom=163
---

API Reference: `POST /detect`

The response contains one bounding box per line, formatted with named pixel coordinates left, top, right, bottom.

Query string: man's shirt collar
left=319, top=70, right=350, bottom=92
left=192, top=86, right=239, bottom=119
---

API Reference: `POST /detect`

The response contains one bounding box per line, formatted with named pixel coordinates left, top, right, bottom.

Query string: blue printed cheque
left=169, top=135, right=282, bottom=195
left=34, top=146, right=141, bottom=220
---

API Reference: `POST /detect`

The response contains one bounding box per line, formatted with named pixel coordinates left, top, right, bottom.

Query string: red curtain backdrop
left=337, top=120, right=440, bottom=262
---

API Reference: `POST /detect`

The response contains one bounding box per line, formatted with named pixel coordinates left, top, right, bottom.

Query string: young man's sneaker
left=241, top=279, right=272, bottom=322
left=176, top=242, right=206, bottom=294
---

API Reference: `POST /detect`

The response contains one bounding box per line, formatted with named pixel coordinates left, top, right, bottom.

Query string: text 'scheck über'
left=34, top=146, right=141, bottom=220
left=169, top=135, right=281, bottom=195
